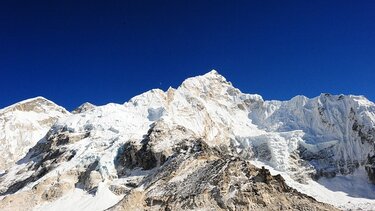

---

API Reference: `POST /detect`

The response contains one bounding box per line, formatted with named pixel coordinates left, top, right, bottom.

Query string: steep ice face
left=0, top=97, right=69, bottom=172
left=258, top=94, right=375, bottom=142
left=246, top=93, right=375, bottom=178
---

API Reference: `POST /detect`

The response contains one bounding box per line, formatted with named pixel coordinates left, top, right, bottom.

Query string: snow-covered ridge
left=0, top=96, right=67, bottom=113
left=0, top=70, right=374, bottom=210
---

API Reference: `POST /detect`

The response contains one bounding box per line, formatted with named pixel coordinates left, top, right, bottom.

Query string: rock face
left=0, top=70, right=374, bottom=210
left=111, top=137, right=336, bottom=211
left=0, top=97, right=69, bottom=171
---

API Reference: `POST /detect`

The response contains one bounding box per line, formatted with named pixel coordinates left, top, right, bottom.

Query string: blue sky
left=1, top=1, right=374, bottom=110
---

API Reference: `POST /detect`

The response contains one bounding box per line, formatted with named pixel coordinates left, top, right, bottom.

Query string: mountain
left=0, top=97, right=69, bottom=172
left=72, top=102, right=96, bottom=114
left=0, top=70, right=374, bottom=210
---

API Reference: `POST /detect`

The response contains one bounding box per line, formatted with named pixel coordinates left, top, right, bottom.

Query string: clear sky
left=1, top=1, right=374, bottom=110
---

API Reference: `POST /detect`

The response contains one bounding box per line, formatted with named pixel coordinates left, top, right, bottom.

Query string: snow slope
left=0, top=70, right=374, bottom=210
left=0, top=97, right=69, bottom=172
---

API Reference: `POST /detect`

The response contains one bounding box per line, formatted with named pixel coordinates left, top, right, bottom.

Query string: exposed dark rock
left=366, top=155, right=375, bottom=183
left=75, top=160, right=101, bottom=191
left=1, top=129, right=78, bottom=196
left=1, top=164, right=51, bottom=196
left=251, top=142, right=272, bottom=161
left=110, top=139, right=338, bottom=211
left=115, top=141, right=167, bottom=176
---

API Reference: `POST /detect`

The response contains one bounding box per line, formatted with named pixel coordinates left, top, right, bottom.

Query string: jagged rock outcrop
left=365, top=155, right=375, bottom=183
left=111, top=138, right=337, bottom=211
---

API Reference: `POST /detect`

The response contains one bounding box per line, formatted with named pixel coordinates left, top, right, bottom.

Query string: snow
left=35, top=183, right=123, bottom=211
left=1, top=70, right=375, bottom=210
left=147, top=107, right=165, bottom=121
left=251, top=160, right=375, bottom=210
left=0, top=96, right=69, bottom=171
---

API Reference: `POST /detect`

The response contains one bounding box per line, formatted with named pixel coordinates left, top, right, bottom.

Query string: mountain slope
left=0, top=70, right=374, bottom=210
left=0, top=97, right=69, bottom=172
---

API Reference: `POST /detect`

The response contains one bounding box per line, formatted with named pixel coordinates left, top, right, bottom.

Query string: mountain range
left=0, top=70, right=374, bottom=210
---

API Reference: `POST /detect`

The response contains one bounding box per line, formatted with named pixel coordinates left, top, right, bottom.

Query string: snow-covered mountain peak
left=0, top=71, right=374, bottom=210
left=72, top=102, right=96, bottom=114
left=1, top=96, right=68, bottom=114
left=127, top=89, right=167, bottom=108
left=0, top=97, right=69, bottom=172
left=202, top=69, right=224, bottom=79
left=179, top=70, right=232, bottom=96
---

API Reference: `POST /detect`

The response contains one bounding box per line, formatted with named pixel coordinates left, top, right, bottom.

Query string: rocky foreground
left=110, top=129, right=336, bottom=211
